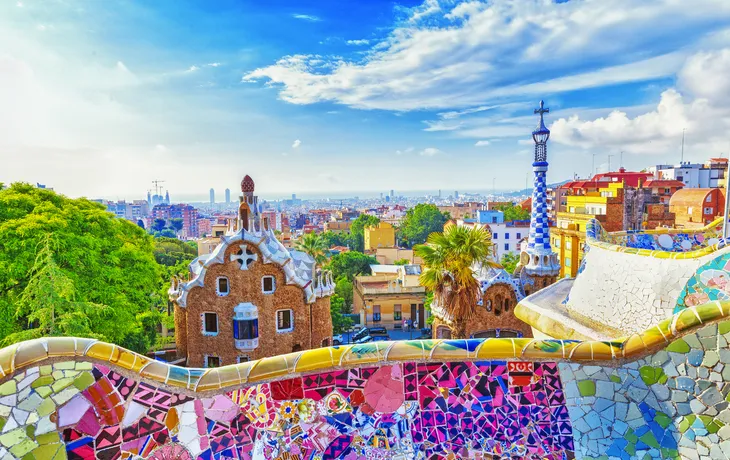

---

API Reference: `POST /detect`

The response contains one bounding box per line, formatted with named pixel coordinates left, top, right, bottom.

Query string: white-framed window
left=704, top=207, right=714, bottom=214
left=505, top=233, right=510, bottom=239
left=516, top=233, right=521, bottom=239
left=493, top=233, right=498, bottom=239
left=262, top=276, right=276, bottom=294
left=216, top=277, right=230, bottom=296
left=237, top=355, right=250, bottom=363
left=688, top=206, right=694, bottom=215
left=202, top=312, right=219, bottom=336
left=504, top=243, right=509, bottom=251
left=706, top=195, right=712, bottom=203
left=276, top=309, right=294, bottom=333
left=204, top=355, right=221, bottom=368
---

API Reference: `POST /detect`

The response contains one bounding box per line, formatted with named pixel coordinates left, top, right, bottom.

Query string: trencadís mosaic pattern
left=561, top=320, right=730, bottom=460
left=0, top=360, right=572, bottom=459
left=676, top=253, right=730, bottom=313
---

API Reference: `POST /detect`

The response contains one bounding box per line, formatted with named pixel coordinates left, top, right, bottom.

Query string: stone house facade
left=169, top=175, right=334, bottom=368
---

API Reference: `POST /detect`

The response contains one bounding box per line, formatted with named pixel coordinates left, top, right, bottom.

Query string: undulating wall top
left=0, top=301, right=729, bottom=459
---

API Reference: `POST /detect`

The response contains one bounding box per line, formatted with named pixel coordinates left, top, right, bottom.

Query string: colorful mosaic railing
left=586, top=216, right=727, bottom=259
left=0, top=301, right=729, bottom=459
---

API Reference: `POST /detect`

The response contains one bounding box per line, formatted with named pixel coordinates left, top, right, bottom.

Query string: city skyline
left=3, top=0, right=730, bottom=199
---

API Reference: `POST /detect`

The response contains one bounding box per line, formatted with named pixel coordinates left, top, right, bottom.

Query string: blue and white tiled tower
left=518, top=101, right=560, bottom=282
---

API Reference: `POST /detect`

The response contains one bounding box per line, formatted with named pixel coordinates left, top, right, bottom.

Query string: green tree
left=320, top=231, right=353, bottom=249
left=500, top=253, right=520, bottom=274
left=152, top=218, right=167, bottom=232
left=497, top=204, right=530, bottom=222
left=334, top=276, right=353, bottom=312
left=415, top=225, right=497, bottom=338
left=0, top=183, right=162, bottom=353
left=328, top=251, right=377, bottom=281
left=394, top=258, right=410, bottom=265
left=169, top=218, right=184, bottom=234
left=294, top=232, right=328, bottom=265
left=330, top=294, right=353, bottom=334
left=398, top=204, right=450, bottom=248
left=349, top=214, right=380, bottom=252
left=153, top=237, right=197, bottom=267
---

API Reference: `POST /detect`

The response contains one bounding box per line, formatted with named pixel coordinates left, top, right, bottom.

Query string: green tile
left=72, top=372, right=94, bottom=391
left=35, top=386, right=52, bottom=399
left=639, top=431, right=660, bottom=449
left=718, top=320, right=730, bottom=335
left=666, top=339, right=690, bottom=353
left=36, top=398, right=55, bottom=417
left=655, top=412, right=672, bottom=429
left=609, top=374, right=621, bottom=384
left=577, top=380, right=596, bottom=396
left=39, top=366, right=52, bottom=376
left=0, top=380, right=17, bottom=396
left=31, top=376, right=54, bottom=389
left=51, top=377, right=74, bottom=393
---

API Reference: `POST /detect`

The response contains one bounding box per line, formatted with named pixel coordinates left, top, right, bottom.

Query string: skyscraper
left=210, top=188, right=215, bottom=206
left=225, top=188, right=231, bottom=203
left=390, top=189, right=394, bottom=198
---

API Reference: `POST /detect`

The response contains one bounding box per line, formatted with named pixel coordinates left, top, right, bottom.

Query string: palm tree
left=294, top=232, right=328, bottom=266
left=415, top=225, right=497, bottom=338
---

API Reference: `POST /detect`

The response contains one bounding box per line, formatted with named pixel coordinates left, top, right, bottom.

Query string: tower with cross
left=516, top=101, right=560, bottom=292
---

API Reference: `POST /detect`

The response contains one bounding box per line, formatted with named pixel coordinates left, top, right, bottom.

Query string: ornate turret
left=238, top=174, right=259, bottom=231
left=516, top=101, right=560, bottom=291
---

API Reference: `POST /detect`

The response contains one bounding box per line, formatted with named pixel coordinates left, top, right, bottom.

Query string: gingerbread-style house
left=169, top=175, right=335, bottom=367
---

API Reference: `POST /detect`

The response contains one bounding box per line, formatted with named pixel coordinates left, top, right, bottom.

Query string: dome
left=241, top=175, right=255, bottom=193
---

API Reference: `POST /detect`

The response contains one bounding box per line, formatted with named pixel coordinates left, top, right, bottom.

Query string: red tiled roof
left=642, top=179, right=685, bottom=188
left=591, top=168, right=653, bottom=187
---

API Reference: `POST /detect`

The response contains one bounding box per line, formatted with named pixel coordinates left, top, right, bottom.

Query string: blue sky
left=2, top=0, right=730, bottom=200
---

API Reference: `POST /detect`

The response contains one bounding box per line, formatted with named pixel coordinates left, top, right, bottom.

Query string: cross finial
left=534, top=100, right=549, bottom=118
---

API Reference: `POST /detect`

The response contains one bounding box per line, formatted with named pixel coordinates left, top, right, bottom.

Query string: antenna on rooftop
left=608, top=154, right=614, bottom=172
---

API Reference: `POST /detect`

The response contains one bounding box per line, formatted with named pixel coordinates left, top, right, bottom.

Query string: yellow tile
left=195, top=369, right=221, bottom=392
left=622, top=334, right=647, bottom=358
left=339, top=343, right=387, bottom=367
left=216, top=365, right=243, bottom=389
left=590, top=342, right=616, bottom=360
left=329, top=345, right=352, bottom=367
left=694, top=302, right=724, bottom=324
left=521, top=340, right=566, bottom=360
left=639, top=327, right=669, bottom=351
left=85, top=342, right=114, bottom=362
left=139, top=360, right=169, bottom=383
left=384, top=341, right=427, bottom=362
left=475, top=339, right=519, bottom=359
left=73, top=338, right=97, bottom=356
left=0, top=344, right=19, bottom=376
left=674, top=308, right=703, bottom=333
left=568, top=342, right=594, bottom=360
left=14, top=340, right=48, bottom=369
left=430, top=341, right=472, bottom=361
left=294, top=348, right=334, bottom=374
left=46, top=338, right=76, bottom=358
left=246, top=355, right=292, bottom=383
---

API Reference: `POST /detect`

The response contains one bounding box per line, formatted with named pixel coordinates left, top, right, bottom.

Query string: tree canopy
left=398, top=204, right=449, bottom=248
left=500, top=253, right=520, bottom=274
left=294, top=232, right=328, bottom=265
left=0, top=183, right=164, bottom=352
left=327, top=251, right=377, bottom=281
left=348, top=214, right=380, bottom=252
left=330, top=294, right=353, bottom=334
left=497, top=204, right=530, bottom=222
left=415, top=225, right=497, bottom=338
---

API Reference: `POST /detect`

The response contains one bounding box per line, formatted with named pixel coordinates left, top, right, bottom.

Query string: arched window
left=233, top=303, right=259, bottom=351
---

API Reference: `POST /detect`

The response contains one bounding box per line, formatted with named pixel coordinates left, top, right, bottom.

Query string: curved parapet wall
left=562, top=217, right=730, bottom=336
left=0, top=302, right=728, bottom=459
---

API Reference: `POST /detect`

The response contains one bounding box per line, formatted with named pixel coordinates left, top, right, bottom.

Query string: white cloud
left=185, top=65, right=199, bottom=73
left=292, top=14, right=321, bottom=22
left=420, top=147, right=441, bottom=156
left=206, top=62, right=222, bottom=67
left=36, top=24, right=46, bottom=31
left=292, top=139, right=301, bottom=149
left=153, top=144, right=168, bottom=153
left=474, top=140, right=490, bottom=147
left=396, top=146, right=415, bottom=155
left=346, top=39, right=370, bottom=46
left=550, top=48, right=730, bottom=155
left=244, top=0, right=730, bottom=111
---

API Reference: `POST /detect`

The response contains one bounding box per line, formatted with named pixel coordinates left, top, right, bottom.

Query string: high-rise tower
left=210, top=188, right=215, bottom=206
left=516, top=101, right=560, bottom=292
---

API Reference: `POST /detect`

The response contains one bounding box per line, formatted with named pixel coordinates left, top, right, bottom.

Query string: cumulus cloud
left=206, top=62, right=222, bottom=67
left=292, top=14, right=321, bottom=22
left=244, top=0, right=730, bottom=111
left=475, top=140, right=490, bottom=146
left=185, top=65, right=199, bottom=73
left=420, top=147, right=441, bottom=156
left=292, top=139, right=301, bottom=149
left=550, top=48, right=730, bottom=155
left=396, top=147, right=415, bottom=155
left=346, top=39, right=370, bottom=46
